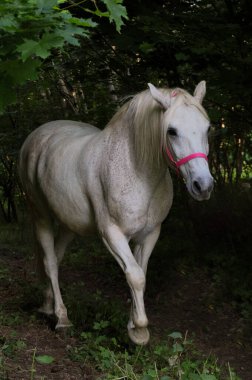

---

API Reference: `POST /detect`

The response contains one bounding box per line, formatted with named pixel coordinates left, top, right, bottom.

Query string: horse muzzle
left=188, top=175, right=214, bottom=201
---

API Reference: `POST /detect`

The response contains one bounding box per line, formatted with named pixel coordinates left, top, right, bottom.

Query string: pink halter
left=165, top=146, right=208, bottom=173
left=165, top=89, right=208, bottom=172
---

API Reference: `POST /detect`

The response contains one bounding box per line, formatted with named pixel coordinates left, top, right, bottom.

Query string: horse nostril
left=193, top=180, right=202, bottom=193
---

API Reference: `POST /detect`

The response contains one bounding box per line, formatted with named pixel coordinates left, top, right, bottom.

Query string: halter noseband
left=165, top=146, right=208, bottom=174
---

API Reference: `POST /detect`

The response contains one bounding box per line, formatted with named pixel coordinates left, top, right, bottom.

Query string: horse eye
left=167, top=128, right=177, bottom=137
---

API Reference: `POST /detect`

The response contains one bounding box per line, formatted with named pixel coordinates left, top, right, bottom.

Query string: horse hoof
left=55, top=318, right=72, bottom=330
left=128, top=327, right=150, bottom=345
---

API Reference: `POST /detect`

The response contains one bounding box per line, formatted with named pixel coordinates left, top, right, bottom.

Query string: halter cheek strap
left=165, top=146, right=208, bottom=171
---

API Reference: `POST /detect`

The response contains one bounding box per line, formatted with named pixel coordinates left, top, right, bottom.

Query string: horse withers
left=19, top=82, right=213, bottom=345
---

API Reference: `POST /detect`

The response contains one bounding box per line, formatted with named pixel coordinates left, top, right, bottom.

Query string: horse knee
left=126, top=265, right=145, bottom=291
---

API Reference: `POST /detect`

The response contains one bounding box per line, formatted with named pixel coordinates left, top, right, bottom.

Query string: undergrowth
left=0, top=186, right=250, bottom=380
left=67, top=324, right=240, bottom=380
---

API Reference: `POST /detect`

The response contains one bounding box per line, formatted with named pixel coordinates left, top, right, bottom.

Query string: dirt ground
left=1, top=246, right=252, bottom=380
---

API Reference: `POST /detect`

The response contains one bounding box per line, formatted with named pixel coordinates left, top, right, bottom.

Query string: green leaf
left=16, top=340, right=27, bottom=350
left=168, top=332, right=183, bottom=339
left=56, top=26, right=88, bottom=46
left=142, top=375, right=154, bottom=380
left=40, top=32, right=65, bottom=51
left=16, top=33, right=64, bottom=61
left=0, top=15, right=19, bottom=32
left=101, top=0, right=128, bottom=32
left=0, top=77, right=17, bottom=114
left=35, top=355, right=54, bottom=364
left=69, top=17, right=98, bottom=28
left=172, top=342, right=184, bottom=353
left=0, top=59, right=41, bottom=84
left=188, top=375, right=201, bottom=380
left=160, top=376, right=171, bottom=380
left=35, top=0, right=58, bottom=13
left=200, top=375, right=218, bottom=380
left=16, top=40, right=40, bottom=61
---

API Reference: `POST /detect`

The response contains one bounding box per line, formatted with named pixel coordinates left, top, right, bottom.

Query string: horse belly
left=34, top=151, right=96, bottom=235
left=55, top=201, right=96, bottom=236
left=38, top=170, right=96, bottom=235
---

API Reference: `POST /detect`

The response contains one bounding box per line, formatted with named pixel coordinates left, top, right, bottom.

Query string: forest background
left=0, top=1, right=252, bottom=379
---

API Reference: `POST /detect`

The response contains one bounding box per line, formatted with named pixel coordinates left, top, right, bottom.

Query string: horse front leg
left=129, top=225, right=161, bottom=340
left=134, top=225, right=161, bottom=276
left=101, top=224, right=149, bottom=345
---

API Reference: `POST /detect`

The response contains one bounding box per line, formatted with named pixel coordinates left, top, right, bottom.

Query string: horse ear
left=194, top=81, right=206, bottom=103
left=148, top=83, right=170, bottom=110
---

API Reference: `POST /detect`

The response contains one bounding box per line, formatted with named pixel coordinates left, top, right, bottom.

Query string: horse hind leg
left=35, top=220, right=73, bottom=329
left=36, top=241, right=54, bottom=316
left=37, top=225, right=74, bottom=322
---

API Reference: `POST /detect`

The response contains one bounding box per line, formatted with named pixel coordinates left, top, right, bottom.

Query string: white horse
left=19, top=82, right=213, bottom=345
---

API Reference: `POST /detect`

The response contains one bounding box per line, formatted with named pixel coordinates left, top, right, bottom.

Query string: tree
left=92, top=0, right=252, bottom=183
left=0, top=0, right=128, bottom=113
left=0, top=0, right=128, bottom=222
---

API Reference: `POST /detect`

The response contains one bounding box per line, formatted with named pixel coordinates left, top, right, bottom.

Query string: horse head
left=148, top=81, right=214, bottom=201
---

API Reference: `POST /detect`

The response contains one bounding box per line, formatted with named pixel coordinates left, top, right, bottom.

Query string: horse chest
left=106, top=174, right=172, bottom=236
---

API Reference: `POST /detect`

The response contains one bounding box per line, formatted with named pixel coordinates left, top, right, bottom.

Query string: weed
left=0, top=333, right=26, bottom=359
left=29, top=347, right=54, bottom=380
left=0, top=332, right=27, bottom=380
left=67, top=318, right=241, bottom=380
left=30, top=348, right=36, bottom=380
left=65, top=285, right=128, bottom=343
left=0, top=353, right=7, bottom=380
left=0, top=217, right=246, bottom=379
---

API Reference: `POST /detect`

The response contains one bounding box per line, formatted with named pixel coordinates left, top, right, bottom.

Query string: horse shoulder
left=93, top=147, right=173, bottom=237
left=147, top=170, right=173, bottom=225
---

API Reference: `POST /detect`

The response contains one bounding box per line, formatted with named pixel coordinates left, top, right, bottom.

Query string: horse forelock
left=107, top=87, right=208, bottom=168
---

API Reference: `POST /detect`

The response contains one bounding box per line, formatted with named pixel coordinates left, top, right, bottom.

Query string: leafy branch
left=0, top=0, right=127, bottom=113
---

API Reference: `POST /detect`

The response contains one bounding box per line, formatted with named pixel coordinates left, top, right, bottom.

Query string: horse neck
left=106, top=117, right=167, bottom=180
